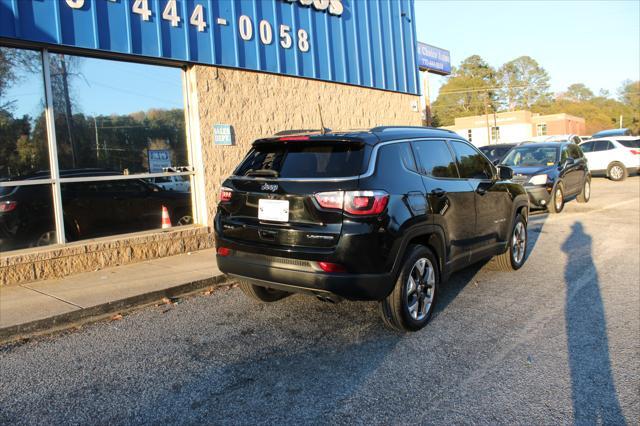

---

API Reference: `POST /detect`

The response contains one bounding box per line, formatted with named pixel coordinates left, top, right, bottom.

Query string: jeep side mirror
left=498, top=166, right=513, bottom=180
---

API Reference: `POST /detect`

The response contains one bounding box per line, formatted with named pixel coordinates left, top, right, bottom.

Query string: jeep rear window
left=235, top=142, right=366, bottom=178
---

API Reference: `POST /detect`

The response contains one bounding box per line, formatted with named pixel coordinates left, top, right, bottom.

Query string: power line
left=437, top=83, right=549, bottom=95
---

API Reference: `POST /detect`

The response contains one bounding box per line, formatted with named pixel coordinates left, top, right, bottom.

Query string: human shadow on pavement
left=562, top=222, right=625, bottom=424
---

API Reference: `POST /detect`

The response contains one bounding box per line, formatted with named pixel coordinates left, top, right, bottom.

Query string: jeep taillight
left=219, top=187, right=233, bottom=202
left=314, top=191, right=389, bottom=216
left=344, top=191, right=389, bottom=215
left=314, top=191, right=343, bottom=210
left=0, top=201, right=17, bottom=213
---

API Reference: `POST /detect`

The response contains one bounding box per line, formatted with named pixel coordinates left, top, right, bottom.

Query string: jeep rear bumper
left=217, top=251, right=394, bottom=301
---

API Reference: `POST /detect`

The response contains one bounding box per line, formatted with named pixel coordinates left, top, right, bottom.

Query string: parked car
left=529, top=134, right=582, bottom=144
left=591, top=128, right=632, bottom=139
left=479, top=143, right=520, bottom=164
left=0, top=169, right=192, bottom=251
left=579, top=137, right=640, bottom=181
left=215, top=127, right=529, bottom=332
left=500, top=142, right=591, bottom=213
left=147, top=175, right=191, bottom=192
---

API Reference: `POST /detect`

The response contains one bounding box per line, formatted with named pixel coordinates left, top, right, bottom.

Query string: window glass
left=449, top=140, right=494, bottom=179
left=60, top=179, right=193, bottom=242
left=593, top=141, right=612, bottom=152
left=502, top=145, right=559, bottom=167
left=0, top=184, right=56, bottom=251
left=0, top=47, right=49, bottom=181
left=491, top=126, right=500, bottom=142
left=536, top=124, right=547, bottom=136
left=235, top=142, right=366, bottom=178
left=48, top=53, right=188, bottom=176
left=580, top=142, right=594, bottom=153
left=617, top=138, right=640, bottom=148
left=399, top=142, right=418, bottom=172
left=412, top=140, right=458, bottom=178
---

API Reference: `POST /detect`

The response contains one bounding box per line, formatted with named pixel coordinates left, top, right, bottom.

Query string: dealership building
left=0, top=0, right=423, bottom=286
left=445, top=110, right=586, bottom=147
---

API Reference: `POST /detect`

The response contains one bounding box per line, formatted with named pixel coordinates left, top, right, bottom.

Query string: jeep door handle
left=430, top=188, right=446, bottom=198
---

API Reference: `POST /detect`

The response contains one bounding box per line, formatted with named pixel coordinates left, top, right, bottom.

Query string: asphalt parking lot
left=1, top=177, right=638, bottom=425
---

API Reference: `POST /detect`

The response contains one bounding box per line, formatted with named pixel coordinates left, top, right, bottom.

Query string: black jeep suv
left=215, top=127, right=529, bottom=331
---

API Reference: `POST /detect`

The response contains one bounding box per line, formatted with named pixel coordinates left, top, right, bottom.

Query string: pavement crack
left=20, top=285, right=84, bottom=309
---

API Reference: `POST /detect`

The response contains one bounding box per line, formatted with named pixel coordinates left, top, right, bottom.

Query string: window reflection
left=61, top=179, right=193, bottom=242
left=48, top=53, right=188, bottom=176
left=0, top=184, right=56, bottom=251
left=0, top=47, right=49, bottom=181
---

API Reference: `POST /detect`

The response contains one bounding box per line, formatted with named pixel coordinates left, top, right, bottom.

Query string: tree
left=497, top=56, right=552, bottom=110
left=431, top=55, right=498, bottom=126
left=617, top=80, right=640, bottom=134
left=563, top=83, right=594, bottom=102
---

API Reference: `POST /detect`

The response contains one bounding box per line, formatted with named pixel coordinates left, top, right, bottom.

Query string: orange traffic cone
left=161, top=205, right=172, bottom=229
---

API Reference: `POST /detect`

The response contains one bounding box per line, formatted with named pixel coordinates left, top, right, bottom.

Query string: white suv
left=579, top=137, right=639, bottom=181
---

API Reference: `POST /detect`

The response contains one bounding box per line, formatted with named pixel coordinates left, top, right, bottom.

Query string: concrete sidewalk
left=0, top=249, right=227, bottom=343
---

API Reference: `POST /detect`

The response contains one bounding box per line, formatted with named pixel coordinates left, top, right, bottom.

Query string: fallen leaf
left=161, top=297, right=171, bottom=305
left=111, top=314, right=123, bottom=321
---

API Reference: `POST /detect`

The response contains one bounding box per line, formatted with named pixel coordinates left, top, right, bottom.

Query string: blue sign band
left=0, top=0, right=420, bottom=95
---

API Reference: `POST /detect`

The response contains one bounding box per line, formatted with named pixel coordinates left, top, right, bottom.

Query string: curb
left=0, top=274, right=231, bottom=345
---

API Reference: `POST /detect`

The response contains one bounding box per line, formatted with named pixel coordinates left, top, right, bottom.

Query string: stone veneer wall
left=0, top=227, right=213, bottom=286
left=194, top=66, right=422, bottom=223
left=1, top=67, right=421, bottom=286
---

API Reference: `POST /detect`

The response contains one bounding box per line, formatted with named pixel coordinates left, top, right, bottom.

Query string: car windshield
left=501, top=146, right=559, bottom=167
left=480, top=146, right=512, bottom=162
left=617, top=138, right=640, bottom=148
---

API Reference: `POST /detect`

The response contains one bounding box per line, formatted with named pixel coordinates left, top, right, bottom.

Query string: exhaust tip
left=316, top=294, right=341, bottom=304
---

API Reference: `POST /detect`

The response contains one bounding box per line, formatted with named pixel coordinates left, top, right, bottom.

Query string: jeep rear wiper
left=244, top=169, right=279, bottom=177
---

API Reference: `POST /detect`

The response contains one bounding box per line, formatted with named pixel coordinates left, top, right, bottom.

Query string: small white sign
left=258, top=199, right=289, bottom=222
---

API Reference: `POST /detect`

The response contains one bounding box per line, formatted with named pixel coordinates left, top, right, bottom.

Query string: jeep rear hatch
left=217, top=139, right=369, bottom=249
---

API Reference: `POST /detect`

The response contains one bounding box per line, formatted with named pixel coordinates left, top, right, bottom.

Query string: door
left=561, top=144, right=583, bottom=194
left=582, top=140, right=611, bottom=172
left=411, top=139, right=476, bottom=269
left=567, top=144, right=587, bottom=192
left=580, top=141, right=598, bottom=171
left=448, top=140, right=513, bottom=258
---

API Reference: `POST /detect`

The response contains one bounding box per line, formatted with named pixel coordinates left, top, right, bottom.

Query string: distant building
left=444, top=110, right=586, bottom=147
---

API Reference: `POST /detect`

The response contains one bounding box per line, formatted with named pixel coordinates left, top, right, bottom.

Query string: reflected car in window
left=0, top=169, right=193, bottom=251
left=147, top=175, right=190, bottom=192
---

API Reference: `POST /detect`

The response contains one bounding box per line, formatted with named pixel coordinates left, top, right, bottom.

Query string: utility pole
left=93, top=115, right=99, bottom=161
left=484, top=95, right=491, bottom=145
left=493, top=105, right=498, bottom=143
left=422, top=71, right=432, bottom=126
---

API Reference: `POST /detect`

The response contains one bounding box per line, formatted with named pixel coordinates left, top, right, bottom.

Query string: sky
left=414, top=0, right=640, bottom=101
